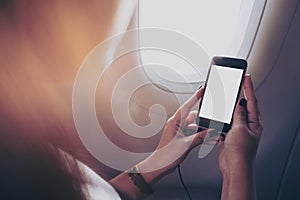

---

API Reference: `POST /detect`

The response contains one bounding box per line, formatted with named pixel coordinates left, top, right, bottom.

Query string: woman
left=0, top=75, right=262, bottom=200
left=109, top=75, right=263, bottom=200
left=0, top=1, right=262, bottom=199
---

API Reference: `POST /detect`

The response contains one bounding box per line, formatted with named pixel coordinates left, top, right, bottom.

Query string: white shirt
left=59, top=149, right=121, bottom=200
left=79, top=161, right=121, bottom=200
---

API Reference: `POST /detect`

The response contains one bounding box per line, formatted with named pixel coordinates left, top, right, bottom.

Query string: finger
left=218, top=140, right=224, bottom=149
left=173, top=87, right=204, bottom=125
left=191, top=129, right=209, bottom=148
left=182, top=124, right=199, bottom=136
left=232, top=98, right=248, bottom=126
left=184, top=111, right=198, bottom=126
left=218, top=133, right=226, bottom=142
left=203, top=130, right=222, bottom=145
left=185, top=124, right=199, bottom=131
left=243, top=75, right=260, bottom=131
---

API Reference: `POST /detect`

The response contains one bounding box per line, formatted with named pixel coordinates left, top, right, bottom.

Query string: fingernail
left=196, top=86, right=203, bottom=100
left=239, top=98, right=247, bottom=107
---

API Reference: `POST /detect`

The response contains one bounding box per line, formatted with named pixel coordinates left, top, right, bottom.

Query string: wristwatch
left=127, top=165, right=153, bottom=194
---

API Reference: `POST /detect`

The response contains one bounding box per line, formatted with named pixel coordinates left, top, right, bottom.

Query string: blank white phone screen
left=199, top=65, right=243, bottom=124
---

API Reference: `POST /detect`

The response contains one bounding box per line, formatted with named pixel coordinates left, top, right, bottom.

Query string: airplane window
left=138, top=0, right=265, bottom=89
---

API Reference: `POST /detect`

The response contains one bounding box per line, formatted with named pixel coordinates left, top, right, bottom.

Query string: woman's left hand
left=110, top=87, right=215, bottom=199
left=138, top=87, right=212, bottom=184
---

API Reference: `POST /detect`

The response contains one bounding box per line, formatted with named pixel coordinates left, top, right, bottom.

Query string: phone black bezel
left=197, top=56, right=248, bottom=133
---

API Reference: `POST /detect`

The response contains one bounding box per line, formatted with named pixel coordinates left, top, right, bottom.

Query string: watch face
left=127, top=165, right=153, bottom=194
left=131, top=165, right=139, bottom=173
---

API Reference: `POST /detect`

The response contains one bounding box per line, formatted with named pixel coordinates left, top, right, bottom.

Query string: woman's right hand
left=218, top=75, right=263, bottom=200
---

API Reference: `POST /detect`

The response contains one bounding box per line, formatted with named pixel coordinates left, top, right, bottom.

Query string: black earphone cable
left=178, top=165, right=193, bottom=200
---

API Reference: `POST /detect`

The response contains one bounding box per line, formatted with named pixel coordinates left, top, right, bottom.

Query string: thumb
left=232, top=98, right=248, bottom=126
left=190, top=129, right=209, bottom=149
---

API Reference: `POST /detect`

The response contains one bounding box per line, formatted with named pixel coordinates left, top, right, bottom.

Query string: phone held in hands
left=197, top=56, right=247, bottom=133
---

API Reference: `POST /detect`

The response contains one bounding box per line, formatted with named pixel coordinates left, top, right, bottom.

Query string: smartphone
left=197, top=56, right=247, bottom=133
